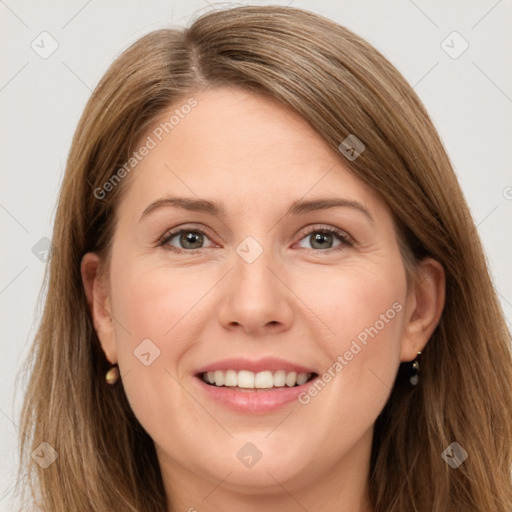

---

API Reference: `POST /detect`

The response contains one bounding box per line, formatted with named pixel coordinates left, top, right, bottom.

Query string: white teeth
left=273, top=370, right=286, bottom=387
left=285, top=371, right=297, bottom=387
left=224, top=369, right=237, bottom=387
left=237, top=370, right=255, bottom=388
left=296, top=373, right=308, bottom=386
left=214, top=370, right=224, bottom=386
left=201, top=369, right=313, bottom=389
left=254, top=371, right=274, bottom=389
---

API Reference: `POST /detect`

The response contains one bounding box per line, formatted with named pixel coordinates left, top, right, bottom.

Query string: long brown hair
left=16, top=5, right=512, bottom=511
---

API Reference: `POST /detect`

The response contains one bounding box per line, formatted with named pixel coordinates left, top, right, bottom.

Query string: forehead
left=116, top=86, right=385, bottom=220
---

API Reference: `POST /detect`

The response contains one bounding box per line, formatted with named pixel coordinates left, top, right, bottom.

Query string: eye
left=158, top=226, right=215, bottom=254
left=158, top=224, right=353, bottom=254
left=296, top=225, right=353, bottom=252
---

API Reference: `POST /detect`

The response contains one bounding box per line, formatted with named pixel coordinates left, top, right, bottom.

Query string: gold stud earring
left=105, top=364, right=120, bottom=385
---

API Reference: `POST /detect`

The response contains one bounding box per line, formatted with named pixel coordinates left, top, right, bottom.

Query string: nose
left=217, top=241, right=294, bottom=336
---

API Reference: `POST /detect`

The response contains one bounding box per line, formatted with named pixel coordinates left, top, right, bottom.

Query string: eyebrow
left=139, top=196, right=374, bottom=224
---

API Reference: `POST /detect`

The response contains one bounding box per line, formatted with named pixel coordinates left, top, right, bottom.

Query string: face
left=83, top=86, right=443, bottom=504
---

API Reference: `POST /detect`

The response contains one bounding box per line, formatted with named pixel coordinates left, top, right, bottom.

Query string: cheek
left=291, top=261, right=406, bottom=422
left=111, top=259, right=207, bottom=350
left=332, top=270, right=405, bottom=361
left=108, top=261, right=210, bottom=441
left=294, top=259, right=406, bottom=350
left=106, top=256, right=189, bottom=376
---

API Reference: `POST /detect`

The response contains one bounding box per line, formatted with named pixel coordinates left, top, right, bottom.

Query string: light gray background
left=1, top=0, right=511, bottom=509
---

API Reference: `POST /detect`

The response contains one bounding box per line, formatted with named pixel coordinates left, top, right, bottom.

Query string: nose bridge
left=233, top=233, right=279, bottom=298
left=217, top=230, right=293, bottom=333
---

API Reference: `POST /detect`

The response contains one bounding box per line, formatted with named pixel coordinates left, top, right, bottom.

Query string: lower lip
left=193, top=374, right=318, bottom=413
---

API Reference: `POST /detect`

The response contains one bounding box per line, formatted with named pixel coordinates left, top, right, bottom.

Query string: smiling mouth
left=197, top=370, right=318, bottom=391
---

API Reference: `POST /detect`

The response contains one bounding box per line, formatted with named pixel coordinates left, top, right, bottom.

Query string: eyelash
left=157, top=224, right=353, bottom=255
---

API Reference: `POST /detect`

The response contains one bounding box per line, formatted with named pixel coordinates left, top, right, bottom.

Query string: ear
left=81, top=252, right=117, bottom=364
left=400, top=257, right=446, bottom=362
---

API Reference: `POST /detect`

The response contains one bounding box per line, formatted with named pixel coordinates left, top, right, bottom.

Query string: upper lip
left=194, top=357, right=317, bottom=376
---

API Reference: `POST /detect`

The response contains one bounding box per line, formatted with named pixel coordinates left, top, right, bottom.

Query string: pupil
left=182, top=231, right=202, bottom=249
left=312, top=232, right=332, bottom=249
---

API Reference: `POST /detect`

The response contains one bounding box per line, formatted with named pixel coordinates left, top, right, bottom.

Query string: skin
left=82, top=86, right=445, bottom=512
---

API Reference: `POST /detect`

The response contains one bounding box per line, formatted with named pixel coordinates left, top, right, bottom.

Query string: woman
left=16, top=5, right=512, bottom=512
